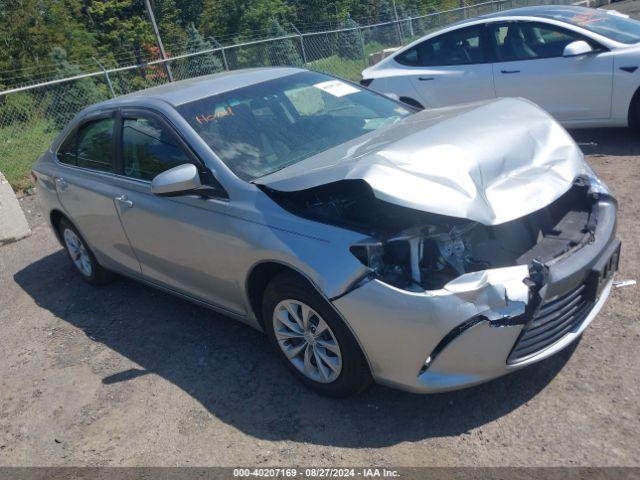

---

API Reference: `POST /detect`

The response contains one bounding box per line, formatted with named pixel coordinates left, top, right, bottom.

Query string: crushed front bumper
left=332, top=197, right=619, bottom=393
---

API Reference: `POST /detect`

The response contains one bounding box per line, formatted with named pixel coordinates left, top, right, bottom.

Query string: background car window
left=395, top=46, right=419, bottom=66
left=122, top=116, right=191, bottom=181
left=401, top=26, right=484, bottom=67
left=58, top=118, right=115, bottom=173
left=490, top=22, right=588, bottom=62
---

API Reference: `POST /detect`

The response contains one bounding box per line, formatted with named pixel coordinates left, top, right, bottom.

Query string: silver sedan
left=33, top=67, right=620, bottom=396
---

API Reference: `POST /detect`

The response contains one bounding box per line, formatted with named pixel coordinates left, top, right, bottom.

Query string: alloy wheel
left=272, top=299, right=342, bottom=383
left=63, top=228, right=93, bottom=277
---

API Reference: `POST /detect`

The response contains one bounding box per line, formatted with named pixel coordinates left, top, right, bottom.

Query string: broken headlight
left=349, top=242, right=385, bottom=272
left=350, top=223, right=486, bottom=291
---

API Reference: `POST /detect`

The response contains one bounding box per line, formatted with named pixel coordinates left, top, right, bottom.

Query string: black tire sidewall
left=263, top=272, right=372, bottom=397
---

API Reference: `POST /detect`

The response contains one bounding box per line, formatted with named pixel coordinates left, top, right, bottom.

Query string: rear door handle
left=54, top=177, right=68, bottom=190
left=418, top=77, right=435, bottom=81
left=501, top=70, right=520, bottom=74
left=115, top=194, right=133, bottom=208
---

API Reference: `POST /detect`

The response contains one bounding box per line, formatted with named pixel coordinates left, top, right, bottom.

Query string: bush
left=46, top=47, right=105, bottom=129
left=0, top=93, right=37, bottom=124
left=267, top=20, right=301, bottom=66
left=338, top=15, right=362, bottom=61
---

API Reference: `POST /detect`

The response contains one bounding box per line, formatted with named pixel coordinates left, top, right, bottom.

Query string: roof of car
left=447, top=4, right=593, bottom=28
left=98, top=67, right=306, bottom=108
left=479, top=4, right=591, bottom=19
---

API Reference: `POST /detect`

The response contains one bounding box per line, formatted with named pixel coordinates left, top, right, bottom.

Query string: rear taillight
left=360, top=78, right=373, bottom=88
left=30, top=170, right=38, bottom=183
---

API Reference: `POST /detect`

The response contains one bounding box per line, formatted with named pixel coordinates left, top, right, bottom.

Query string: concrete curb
left=0, top=171, right=32, bottom=245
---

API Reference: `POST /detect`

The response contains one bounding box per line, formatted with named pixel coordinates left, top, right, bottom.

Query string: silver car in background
left=33, top=68, right=620, bottom=396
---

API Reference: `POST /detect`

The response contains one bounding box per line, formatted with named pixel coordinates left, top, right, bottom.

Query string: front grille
left=508, top=283, right=594, bottom=363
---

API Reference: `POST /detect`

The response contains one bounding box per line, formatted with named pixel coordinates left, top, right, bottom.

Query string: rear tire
left=58, top=218, right=114, bottom=286
left=628, top=89, right=640, bottom=131
left=263, top=272, right=372, bottom=397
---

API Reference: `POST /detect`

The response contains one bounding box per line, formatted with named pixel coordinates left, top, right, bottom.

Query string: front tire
left=263, top=272, right=372, bottom=397
left=58, top=218, right=114, bottom=286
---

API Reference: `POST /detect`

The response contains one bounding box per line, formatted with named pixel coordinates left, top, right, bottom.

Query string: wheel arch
left=49, top=209, right=68, bottom=245
left=628, top=84, right=640, bottom=129
left=245, top=260, right=323, bottom=330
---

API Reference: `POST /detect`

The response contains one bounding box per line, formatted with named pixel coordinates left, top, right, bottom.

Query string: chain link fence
left=0, top=0, right=605, bottom=191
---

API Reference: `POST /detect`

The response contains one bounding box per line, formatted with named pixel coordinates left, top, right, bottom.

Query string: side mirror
left=151, top=163, right=202, bottom=196
left=563, top=40, right=594, bottom=57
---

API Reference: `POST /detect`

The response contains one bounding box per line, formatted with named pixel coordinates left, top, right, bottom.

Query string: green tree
left=374, top=0, right=398, bottom=45
left=178, top=0, right=205, bottom=28
left=338, top=14, right=361, bottom=61
left=0, top=0, right=97, bottom=86
left=185, top=23, right=223, bottom=76
left=266, top=20, right=301, bottom=66
left=47, top=47, right=105, bottom=128
left=153, top=0, right=186, bottom=53
left=200, top=0, right=293, bottom=41
left=87, top=0, right=155, bottom=65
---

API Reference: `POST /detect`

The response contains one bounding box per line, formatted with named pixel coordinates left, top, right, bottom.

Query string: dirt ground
left=0, top=126, right=638, bottom=467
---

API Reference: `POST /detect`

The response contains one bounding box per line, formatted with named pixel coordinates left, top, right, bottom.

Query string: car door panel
left=114, top=187, right=246, bottom=314
left=493, top=55, right=613, bottom=121
left=54, top=115, right=141, bottom=274
left=390, top=24, right=496, bottom=107
left=407, top=65, right=495, bottom=107
left=112, top=109, right=247, bottom=315
left=489, top=21, right=614, bottom=122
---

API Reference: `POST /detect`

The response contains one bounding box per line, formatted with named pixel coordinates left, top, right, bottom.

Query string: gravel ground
left=0, top=127, right=638, bottom=467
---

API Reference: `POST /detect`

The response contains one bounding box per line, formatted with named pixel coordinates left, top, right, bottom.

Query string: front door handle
left=418, top=76, right=435, bottom=81
left=115, top=194, right=133, bottom=208
left=501, top=69, right=520, bottom=74
left=54, top=177, right=68, bottom=190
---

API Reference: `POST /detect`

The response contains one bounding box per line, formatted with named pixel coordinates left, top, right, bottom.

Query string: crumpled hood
left=255, top=97, right=588, bottom=225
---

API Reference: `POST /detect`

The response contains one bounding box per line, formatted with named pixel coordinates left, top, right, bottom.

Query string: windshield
left=545, top=8, right=640, bottom=44
left=177, top=71, right=411, bottom=180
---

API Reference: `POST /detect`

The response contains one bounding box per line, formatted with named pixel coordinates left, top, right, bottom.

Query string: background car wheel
left=263, top=272, right=372, bottom=397
left=58, top=218, right=114, bottom=286
left=629, top=89, right=640, bottom=131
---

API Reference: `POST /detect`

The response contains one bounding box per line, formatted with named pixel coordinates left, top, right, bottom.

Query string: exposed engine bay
left=262, top=175, right=601, bottom=291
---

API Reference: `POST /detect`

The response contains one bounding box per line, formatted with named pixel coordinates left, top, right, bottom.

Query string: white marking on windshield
left=313, top=80, right=360, bottom=97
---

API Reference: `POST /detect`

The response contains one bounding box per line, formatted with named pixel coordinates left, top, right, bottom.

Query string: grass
left=307, top=42, right=394, bottom=82
left=308, top=55, right=367, bottom=83
left=0, top=118, right=58, bottom=192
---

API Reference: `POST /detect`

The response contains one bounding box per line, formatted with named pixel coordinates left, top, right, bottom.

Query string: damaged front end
left=263, top=174, right=605, bottom=293
left=261, top=174, right=619, bottom=392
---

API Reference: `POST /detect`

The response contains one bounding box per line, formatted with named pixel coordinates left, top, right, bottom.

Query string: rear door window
left=58, top=118, right=116, bottom=173
left=397, top=25, right=485, bottom=67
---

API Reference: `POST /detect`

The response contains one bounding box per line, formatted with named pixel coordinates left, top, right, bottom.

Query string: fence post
left=291, top=24, right=307, bottom=65
left=143, top=0, right=174, bottom=82
left=357, top=26, right=367, bottom=69
left=93, top=57, right=116, bottom=98
left=211, top=37, right=229, bottom=71
left=391, top=0, right=403, bottom=43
